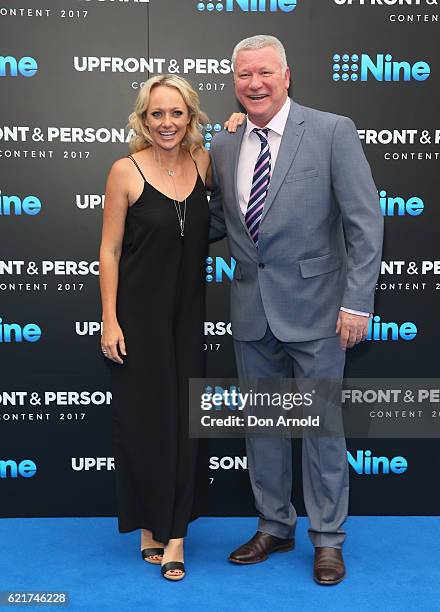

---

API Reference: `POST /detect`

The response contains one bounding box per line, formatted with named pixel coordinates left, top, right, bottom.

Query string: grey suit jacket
left=209, top=99, right=384, bottom=343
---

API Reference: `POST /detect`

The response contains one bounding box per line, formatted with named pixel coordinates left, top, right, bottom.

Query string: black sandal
left=161, top=561, right=186, bottom=581
left=141, top=547, right=164, bottom=565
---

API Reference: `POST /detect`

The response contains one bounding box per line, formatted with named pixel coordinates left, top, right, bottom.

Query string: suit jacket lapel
left=232, top=122, right=254, bottom=240
left=261, top=101, right=305, bottom=222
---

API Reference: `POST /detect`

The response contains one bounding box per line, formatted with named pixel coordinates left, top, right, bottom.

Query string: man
left=209, top=35, right=383, bottom=585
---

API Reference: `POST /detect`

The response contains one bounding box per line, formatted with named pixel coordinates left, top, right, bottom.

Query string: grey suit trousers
left=234, top=324, right=348, bottom=548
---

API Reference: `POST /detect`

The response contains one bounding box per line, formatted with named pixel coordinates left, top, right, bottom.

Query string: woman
left=99, top=74, right=243, bottom=581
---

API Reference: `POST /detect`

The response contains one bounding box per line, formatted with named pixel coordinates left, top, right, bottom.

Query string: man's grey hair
left=232, top=35, right=288, bottom=72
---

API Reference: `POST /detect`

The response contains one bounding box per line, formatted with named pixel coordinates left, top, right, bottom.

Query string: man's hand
left=336, top=311, right=369, bottom=350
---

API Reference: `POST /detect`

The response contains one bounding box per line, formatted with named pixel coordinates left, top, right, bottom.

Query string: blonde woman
left=99, top=75, right=242, bottom=581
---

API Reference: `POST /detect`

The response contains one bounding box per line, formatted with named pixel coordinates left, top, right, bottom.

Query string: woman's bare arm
left=99, top=159, right=130, bottom=364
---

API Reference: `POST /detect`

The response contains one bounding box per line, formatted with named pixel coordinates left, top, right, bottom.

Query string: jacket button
left=258, top=263, right=265, bottom=269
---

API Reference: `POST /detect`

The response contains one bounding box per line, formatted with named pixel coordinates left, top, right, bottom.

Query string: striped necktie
left=245, top=128, right=271, bottom=247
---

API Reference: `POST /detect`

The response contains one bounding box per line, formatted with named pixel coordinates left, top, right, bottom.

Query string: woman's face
left=145, top=85, right=191, bottom=152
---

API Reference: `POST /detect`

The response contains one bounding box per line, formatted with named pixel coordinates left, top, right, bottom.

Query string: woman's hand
left=224, top=112, right=246, bottom=133
left=101, top=321, right=126, bottom=364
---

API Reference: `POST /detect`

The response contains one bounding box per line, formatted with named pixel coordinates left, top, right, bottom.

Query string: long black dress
left=110, top=154, right=208, bottom=543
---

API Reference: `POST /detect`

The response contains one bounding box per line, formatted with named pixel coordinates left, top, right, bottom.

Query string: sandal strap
left=161, top=561, right=185, bottom=576
left=142, top=547, right=164, bottom=559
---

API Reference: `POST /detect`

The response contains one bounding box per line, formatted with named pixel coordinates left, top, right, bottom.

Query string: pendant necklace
left=171, top=182, right=186, bottom=237
left=154, top=148, right=187, bottom=237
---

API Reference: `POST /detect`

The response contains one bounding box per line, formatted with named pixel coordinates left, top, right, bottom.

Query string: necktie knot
left=253, top=128, right=269, bottom=144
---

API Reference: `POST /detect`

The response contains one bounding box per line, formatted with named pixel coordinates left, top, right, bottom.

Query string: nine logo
left=206, top=256, right=236, bottom=283
left=196, top=0, right=297, bottom=12
left=0, top=459, right=37, bottom=478
left=348, top=450, right=407, bottom=475
left=0, top=317, right=41, bottom=343
left=366, top=316, right=417, bottom=341
left=379, top=191, right=424, bottom=217
left=0, top=191, right=42, bottom=216
left=0, top=55, right=38, bottom=78
left=333, top=53, right=430, bottom=82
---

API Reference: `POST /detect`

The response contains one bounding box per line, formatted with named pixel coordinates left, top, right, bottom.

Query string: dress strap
left=127, top=155, right=147, bottom=182
left=190, top=155, right=204, bottom=185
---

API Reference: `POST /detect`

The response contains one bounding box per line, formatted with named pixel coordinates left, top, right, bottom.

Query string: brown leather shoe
left=229, top=531, right=295, bottom=565
left=313, top=547, right=346, bottom=585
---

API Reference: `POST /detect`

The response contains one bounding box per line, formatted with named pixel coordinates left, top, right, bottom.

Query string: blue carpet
left=0, top=517, right=439, bottom=611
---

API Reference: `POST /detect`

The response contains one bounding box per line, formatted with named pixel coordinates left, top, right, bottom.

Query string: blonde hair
left=128, top=74, right=209, bottom=154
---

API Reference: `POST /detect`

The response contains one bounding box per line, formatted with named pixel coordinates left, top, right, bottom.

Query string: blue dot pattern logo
left=333, top=53, right=359, bottom=82
left=197, top=1, right=223, bottom=10
left=206, top=257, right=214, bottom=282
left=203, top=123, right=223, bottom=150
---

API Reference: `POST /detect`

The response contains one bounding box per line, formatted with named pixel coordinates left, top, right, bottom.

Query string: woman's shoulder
left=191, top=146, right=210, bottom=170
left=110, top=151, right=146, bottom=177
left=105, top=155, right=146, bottom=196
left=111, top=155, right=132, bottom=174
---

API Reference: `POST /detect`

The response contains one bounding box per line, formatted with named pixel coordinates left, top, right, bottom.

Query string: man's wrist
left=340, top=307, right=370, bottom=317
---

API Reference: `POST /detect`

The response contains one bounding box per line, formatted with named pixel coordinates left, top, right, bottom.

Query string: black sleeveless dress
left=110, top=155, right=208, bottom=543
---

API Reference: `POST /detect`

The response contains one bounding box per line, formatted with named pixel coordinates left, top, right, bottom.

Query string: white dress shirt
left=236, top=97, right=369, bottom=318
left=237, top=97, right=291, bottom=216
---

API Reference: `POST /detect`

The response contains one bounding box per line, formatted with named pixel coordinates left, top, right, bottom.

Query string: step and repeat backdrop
left=1, top=0, right=440, bottom=517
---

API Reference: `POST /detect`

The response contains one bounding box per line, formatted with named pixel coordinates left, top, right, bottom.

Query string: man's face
left=234, top=46, right=290, bottom=127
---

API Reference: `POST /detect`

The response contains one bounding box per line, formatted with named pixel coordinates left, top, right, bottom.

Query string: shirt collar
left=244, top=97, right=291, bottom=139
